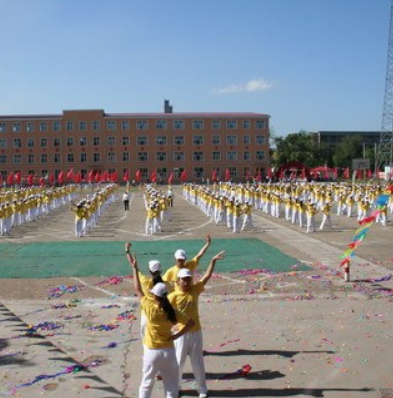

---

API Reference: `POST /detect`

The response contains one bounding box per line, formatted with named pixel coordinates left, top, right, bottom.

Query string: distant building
left=312, top=130, right=380, bottom=150
left=0, top=101, right=270, bottom=184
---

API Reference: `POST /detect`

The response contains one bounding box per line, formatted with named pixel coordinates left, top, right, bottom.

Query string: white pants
left=140, top=346, right=179, bottom=398
left=175, top=330, right=207, bottom=395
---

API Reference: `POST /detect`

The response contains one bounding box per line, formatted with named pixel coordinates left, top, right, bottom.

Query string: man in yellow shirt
left=168, top=251, right=225, bottom=398
left=162, top=234, right=212, bottom=289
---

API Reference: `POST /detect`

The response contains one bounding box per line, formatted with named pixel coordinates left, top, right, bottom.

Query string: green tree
left=332, top=135, right=363, bottom=168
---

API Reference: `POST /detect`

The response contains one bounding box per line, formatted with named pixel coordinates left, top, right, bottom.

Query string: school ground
left=1, top=184, right=393, bottom=398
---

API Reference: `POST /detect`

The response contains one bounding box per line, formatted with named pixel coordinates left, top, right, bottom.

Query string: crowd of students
left=125, top=235, right=224, bottom=398
left=0, top=185, right=77, bottom=237
left=182, top=180, right=393, bottom=233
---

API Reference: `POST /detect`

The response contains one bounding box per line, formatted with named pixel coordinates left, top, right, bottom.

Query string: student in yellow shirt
left=127, top=248, right=194, bottom=398
left=162, top=234, right=212, bottom=289
left=168, top=251, right=225, bottom=398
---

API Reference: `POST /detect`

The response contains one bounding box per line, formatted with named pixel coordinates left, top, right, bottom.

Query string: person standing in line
left=319, top=201, right=332, bottom=230
left=123, top=191, right=130, bottom=211
left=127, top=247, right=195, bottom=398
left=162, top=234, right=212, bottom=289
left=168, top=251, right=225, bottom=398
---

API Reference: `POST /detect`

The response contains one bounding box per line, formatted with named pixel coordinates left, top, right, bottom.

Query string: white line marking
left=71, top=277, right=117, bottom=297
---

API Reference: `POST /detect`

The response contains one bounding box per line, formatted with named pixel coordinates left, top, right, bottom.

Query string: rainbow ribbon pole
left=340, top=193, right=390, bottom=269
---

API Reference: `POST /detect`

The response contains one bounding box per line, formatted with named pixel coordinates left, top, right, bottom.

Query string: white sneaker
left=199, top=394, right=208, bottom=398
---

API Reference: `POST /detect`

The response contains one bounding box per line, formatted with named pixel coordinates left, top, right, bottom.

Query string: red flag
left=366, top=169, right=372, bottom=179
left=49, top=174, right=55, bottom=185
left=7, top=172, right=14, bottom=185
left=95, top=171, right=101, bottom=182
left=245, top=169, right=250, bottom=181
left=67, top=168, right=74, bottom=181
left=87, top=170, right=95, bottom=183
left=211, top=169, right=217, bottom=182
left=167, top=171, right=174, bottom=184
left=343, top=167, right=350, bottom=179
left=256, top=169, right=262, bottom=182
left=150, top=170, right=157, bottom=183
left=14, top=172, right=22, bottom=184
left=123, top=169, right=130, bottom=182
left=0, top=173, right=2, bottom=185
left=356, top=169, right=362, bottom=179
left=39, top=176, right=45, bottom=187
left=225, top=168, right=231, bottom=182
left=135, top=169, right=141, bottom=183
left=27, top=174, right=34, bottom=186
left=334, top=167, right=339, bottom=179
left=324, top=169, right=329, bottom=180
left=268, top=168, right=272, bottom=179
left=279, top=169, right=284, bottom=179
left=57, top=170, right=65, bottom=184
left=111, top=171, right=118, bottom=182
left=180, top=169, right=187, bottom=183
left=301, top=168, right=306, bottom=180
left=75, top=171, right=82, bottom=183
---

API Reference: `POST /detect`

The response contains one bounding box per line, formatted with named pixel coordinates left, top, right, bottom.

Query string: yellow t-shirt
left=168, top=281, right=204, bottom=332
left=141, top=296, right=175, bottom=349
left=162, top=257, right=199, bottom=286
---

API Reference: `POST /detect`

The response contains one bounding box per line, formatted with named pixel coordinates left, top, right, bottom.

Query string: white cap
left=150, top=282, right=167, bottom=297
left=177, top=268, right=192, bottom=279
left=174, top=249, right=186, bottom=260
left=148, top=260, right=161, bottom=273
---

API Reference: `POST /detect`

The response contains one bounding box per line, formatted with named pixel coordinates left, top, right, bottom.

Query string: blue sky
left=0, top=0, right=391, bottom=137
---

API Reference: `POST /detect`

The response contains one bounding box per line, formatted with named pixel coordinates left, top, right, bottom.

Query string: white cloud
left=212, top=78, right=274, bottom=95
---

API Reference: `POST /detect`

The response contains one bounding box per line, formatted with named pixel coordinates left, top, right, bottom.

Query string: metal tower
left=377, top=0, right=393, bottom=173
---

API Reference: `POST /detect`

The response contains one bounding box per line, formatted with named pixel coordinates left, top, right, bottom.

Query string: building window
left=226, top=135, right=237, bottom=145
left=122, top=152, right=130, bottom=162
left=156, top=120, right=167, bottom=130
left=156, top=136, right=167, bottom=145
left=212, top=135, right=221, bottom=145
left=193, top=167, right=204, bottom=178
left=40, top=138, right=47, bottom=147
left=27, top=122, right=35, bottom=132
left=192, top=120, right=203, bottom=130
left=256, top=150, right=265, bottom=160
left=122, top=121, right=130, bottom=131
left=256, top=120, right=265, bottom=129
left=0, top=123, right=7, bottom=132
left=80, top=153, right=87, bottom=163
left=28, top=154, right=34, bottom=164
left=65, top=121, right=73, bottom=131
left=107, top=121, right=116, bottom=131
left=122, top=136, right=130, bottom=146
left=54, top=137, right=61, bottom=147
left=67, top=153, right=74, bottom=163
left=256, top=135, right=265, bottom=145
left=243, top=135, right=251, bottom=145
left=243, top=120, right=251, bottom=129
left=226, top=120, right=237, bottom=130
left=0, top=155, right=7, bottom=164
left=244, top=166, right=251, bottom=178
left=173, top=120, right=184, bottom=130
left=92, top=121, right=100, bottom=131
left=228, top=166, right=237, bottom=178
left=41, top=154, right=48, bottom=163
left=174, top=136, right=184, bottom=145
left=54, top=154, right=61, bottom=163
left=212, top=151, right=221, bottom=161
left=79, top=121, right=87, bottom=131
left=80, top=137, right=87, bottom=147
left=193, top=151, right=204, bottom=161
left=226, top=151, right=237, bottom=161
left=13, top=123, right=21, bottom=133
left=67, top=137, right=74, bottom=147
left=13, top=154, right=22, bottom=164
left=53, top=121, right=61, bottom=132
left=93, top=136, right=100, bottom=146
left=93, top=153, right=101, bottom=163
left=193, top=135, right=204, bottom=145
left=174, top=152, right=184, bottom=161
left=108, top=152, right=116, bottom=162
left=13, top=138, right=22, bottom=148
left=137, top=136, right=148, bottom=145
left=0, top=138, right=7, bottom=148
left=243, top=151, right=251, bottom=160
left=157, top=152, right=167, bottom=162
left=212, top=120, right=221, bottom=130
left=138, top=152, right=148, bottom=161
left=107, top=136, right=116, bottom=146
left=27, top=138, right=34, bottom=148
left=137, top=120, right=148, bottom=130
